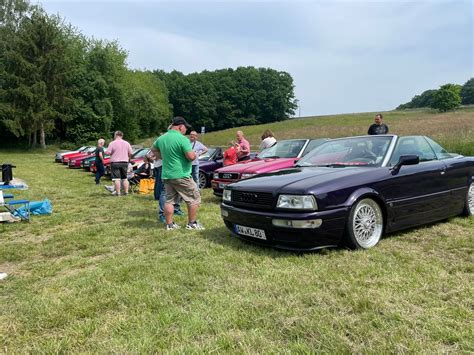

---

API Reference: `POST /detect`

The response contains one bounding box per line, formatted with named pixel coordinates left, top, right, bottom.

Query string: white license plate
left=235, top=224, right=266, bottom=240
left=219, top=182, right=228, bottom=188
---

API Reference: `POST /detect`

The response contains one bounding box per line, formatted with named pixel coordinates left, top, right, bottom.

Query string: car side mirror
left=391, top=154, right=419, bottom=174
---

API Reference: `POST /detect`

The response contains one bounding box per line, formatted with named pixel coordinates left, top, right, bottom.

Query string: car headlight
left=241, top=173, right=256, bottom=179
left=276, top=194, right=318, bottom=210
left=213, top=173, right=218, bottom=180
left=223, top=189, right=232, bottom=202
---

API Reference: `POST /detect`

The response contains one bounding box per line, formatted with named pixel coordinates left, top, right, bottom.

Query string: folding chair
left=0, top=190, right=30, bottom=222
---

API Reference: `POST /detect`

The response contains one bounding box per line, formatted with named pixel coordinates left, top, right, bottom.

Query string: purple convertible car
left=220, top=135, right=474, bottom=251
left=198, top=147, right=224, bottom=189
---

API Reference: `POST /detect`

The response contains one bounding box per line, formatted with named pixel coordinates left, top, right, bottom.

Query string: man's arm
left=240, top=142, right=250, bottom=154
left=200, top=143, right=208, bottom=155
left=185, top=151, right=197, bottom=161
left=99, top=150, right=104, bottom=163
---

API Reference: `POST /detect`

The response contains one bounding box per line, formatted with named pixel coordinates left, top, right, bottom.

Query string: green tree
left=1, top=9, right=74, bottom=148
left=396, top=89, right=437, bottom=110
left=430, top=84, right=462, bottom=112
left=460, top=78, right=474, bottom=105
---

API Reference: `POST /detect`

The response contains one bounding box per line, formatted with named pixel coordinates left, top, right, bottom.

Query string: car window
left=298, top=136, right=392, bottom=167
left=302, top=139, right=327, bottom=157
left=258, top=140, right=306, bottom=158
left=425, top=137, right=454, bottom=160
left=389, top=136, right=437, bottom=166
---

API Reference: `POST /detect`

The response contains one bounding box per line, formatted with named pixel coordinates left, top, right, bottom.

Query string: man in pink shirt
left=105, top=131, right=133, bottom=196
left=236, top=130, right=251, bottom=161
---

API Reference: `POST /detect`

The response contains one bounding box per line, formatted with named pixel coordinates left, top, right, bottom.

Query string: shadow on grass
left=198, top=225, right=332, bottom=257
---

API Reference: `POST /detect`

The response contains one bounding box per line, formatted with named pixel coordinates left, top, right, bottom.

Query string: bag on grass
left=138, top=178, right=155, bottom=194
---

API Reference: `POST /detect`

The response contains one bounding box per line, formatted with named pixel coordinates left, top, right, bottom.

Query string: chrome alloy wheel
left=352, top=198, right=383, bottom=248
left=198, top=171, right=207, bottom=190
left=467, top=183, right=474, bottom=215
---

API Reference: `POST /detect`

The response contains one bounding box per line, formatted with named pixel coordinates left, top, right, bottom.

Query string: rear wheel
left=198, top=171, right=208, bottom=189
left=463, top=182, right=474, bottom=216
left=345, top=198, right=383, bottom=249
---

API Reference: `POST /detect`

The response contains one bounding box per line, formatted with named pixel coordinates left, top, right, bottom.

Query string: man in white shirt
left=189, top=131, right=208, bottom=188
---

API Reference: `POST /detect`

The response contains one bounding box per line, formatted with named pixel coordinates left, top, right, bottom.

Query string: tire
left=463, top=182, right=474, bottom=216
left=198, top=171, right=208, bottom=189
left=345, top=198, right=384, bottom=249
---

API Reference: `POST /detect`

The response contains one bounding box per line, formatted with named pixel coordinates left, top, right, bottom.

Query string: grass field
left=1, top=109, right=473, bottom=352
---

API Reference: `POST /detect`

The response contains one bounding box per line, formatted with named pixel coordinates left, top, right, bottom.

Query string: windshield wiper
left=295, top=163, right=347, bottom=168
left=260, top=155, right=281, bottom=159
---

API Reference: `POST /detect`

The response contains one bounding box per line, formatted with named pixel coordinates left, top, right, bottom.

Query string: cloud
left=41, top=0, right=473, bottom=116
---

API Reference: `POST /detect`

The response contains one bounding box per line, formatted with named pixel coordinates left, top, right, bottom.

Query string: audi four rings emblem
left=241, top=192, right=258, bottom=203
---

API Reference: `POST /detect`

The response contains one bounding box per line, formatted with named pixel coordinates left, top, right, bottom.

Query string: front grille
left=231, top=191, right=274, bottom=210
left=219, top=172, right=239, bottom=180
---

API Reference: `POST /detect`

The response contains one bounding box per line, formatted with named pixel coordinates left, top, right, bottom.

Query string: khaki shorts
left=164, top=177, right=201, bottom=206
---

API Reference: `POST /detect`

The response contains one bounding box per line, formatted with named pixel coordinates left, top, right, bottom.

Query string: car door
left=381, top=136, right=451, bottom=229
left=425, top=136, right=469, bottom=213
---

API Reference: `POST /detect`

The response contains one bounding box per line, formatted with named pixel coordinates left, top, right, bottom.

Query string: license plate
left=219, top=182, right=228, bottom=188
left=234, top=224, right=266, bottom=240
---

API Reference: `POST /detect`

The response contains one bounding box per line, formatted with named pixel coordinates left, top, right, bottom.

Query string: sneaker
left=186, top=221, right=205, bottom=230
left=159, top=214, right=166, bottom=224
left=111, top=191, right=121, bottom=196
left=174, top=210, right=185, bottom=216
left=166, top=222, right=180, bottom=231
left=104, top=185, right=114, bottom=193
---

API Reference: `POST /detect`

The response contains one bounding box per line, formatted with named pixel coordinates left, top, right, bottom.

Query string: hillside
left=144, top=107, right=474, bottom=156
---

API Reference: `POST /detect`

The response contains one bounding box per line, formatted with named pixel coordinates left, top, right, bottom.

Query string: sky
left=40, top=0, right=473, bottom=117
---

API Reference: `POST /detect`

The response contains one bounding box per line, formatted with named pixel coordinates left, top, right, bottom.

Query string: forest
left=0, top=0, right=297, bottom=147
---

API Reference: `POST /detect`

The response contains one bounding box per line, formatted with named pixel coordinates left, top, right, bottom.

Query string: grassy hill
left=0, top=108, right=473, bottom=352
left=143, top=107, right=474, bottom=155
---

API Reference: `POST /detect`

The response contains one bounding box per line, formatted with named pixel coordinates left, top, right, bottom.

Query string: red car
left=211, top=139, right=328, bottom=196
left=90, top=148, right=147, bottom=174
left=62, top=147, right=96, bottom=164
left=68, top=152, right=97, bottom=169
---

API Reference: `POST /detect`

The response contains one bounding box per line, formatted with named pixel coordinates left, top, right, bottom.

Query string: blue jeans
left=154, top=166, right=182, bottom=216
left=95, top=161, right=105, bottom=184
left=191, top=165, right=199, bottom=188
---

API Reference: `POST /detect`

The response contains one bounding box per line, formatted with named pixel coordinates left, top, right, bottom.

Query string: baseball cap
left=171, top=116, right=191, bottom=129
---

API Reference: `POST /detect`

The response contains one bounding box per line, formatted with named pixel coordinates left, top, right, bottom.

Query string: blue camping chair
left=0, top=191, right=30, bottom=222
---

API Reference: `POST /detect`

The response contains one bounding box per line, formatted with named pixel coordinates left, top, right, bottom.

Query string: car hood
left=217, top=158, right=296, bottom=174
left=227, top=166, right=379, bottom=194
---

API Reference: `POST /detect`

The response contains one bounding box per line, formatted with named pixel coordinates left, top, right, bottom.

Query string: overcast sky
left=40, top=0, right=473, bottom=117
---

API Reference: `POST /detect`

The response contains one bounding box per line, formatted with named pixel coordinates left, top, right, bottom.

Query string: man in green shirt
left=151, top=117, right=204, bottom=230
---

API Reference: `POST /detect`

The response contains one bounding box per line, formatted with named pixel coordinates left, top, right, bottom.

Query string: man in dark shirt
left=368, top=114, right=389, bottom=135
left=95, top=138, right=105, bottom=185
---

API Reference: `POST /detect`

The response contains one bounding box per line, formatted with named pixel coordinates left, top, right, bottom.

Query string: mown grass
left=1, top=108, right=473, bottom=352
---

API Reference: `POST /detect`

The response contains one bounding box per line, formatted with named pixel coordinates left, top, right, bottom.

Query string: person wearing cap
left=151, top=117, right=204, bottom=231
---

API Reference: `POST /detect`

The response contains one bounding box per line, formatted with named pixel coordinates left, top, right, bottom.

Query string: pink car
left=211, top=138, right=328, bottom=196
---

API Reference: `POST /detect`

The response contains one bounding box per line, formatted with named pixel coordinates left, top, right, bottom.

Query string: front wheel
left=463, top=182, right=474, bottom=216
left=345, top=198, right=384, bottom=249
left=198, top=171, right=208, bottom=189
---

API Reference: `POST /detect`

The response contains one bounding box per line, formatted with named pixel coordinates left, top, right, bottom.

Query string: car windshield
left=297, top=136, right=392, bottom=167
left=199, top=147, right=217, bottom=161
left=132, top=149, right=148, bottom=159
left=257, top=140, right=306, bottom=159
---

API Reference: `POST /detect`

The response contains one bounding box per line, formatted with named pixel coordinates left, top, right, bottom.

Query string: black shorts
left=111, top=162, right=128, bottom=180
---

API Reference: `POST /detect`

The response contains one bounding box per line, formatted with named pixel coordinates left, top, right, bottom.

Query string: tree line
left=0, top=0, right=297, bottom=148
left=397, top=78, right=474, bottom=112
